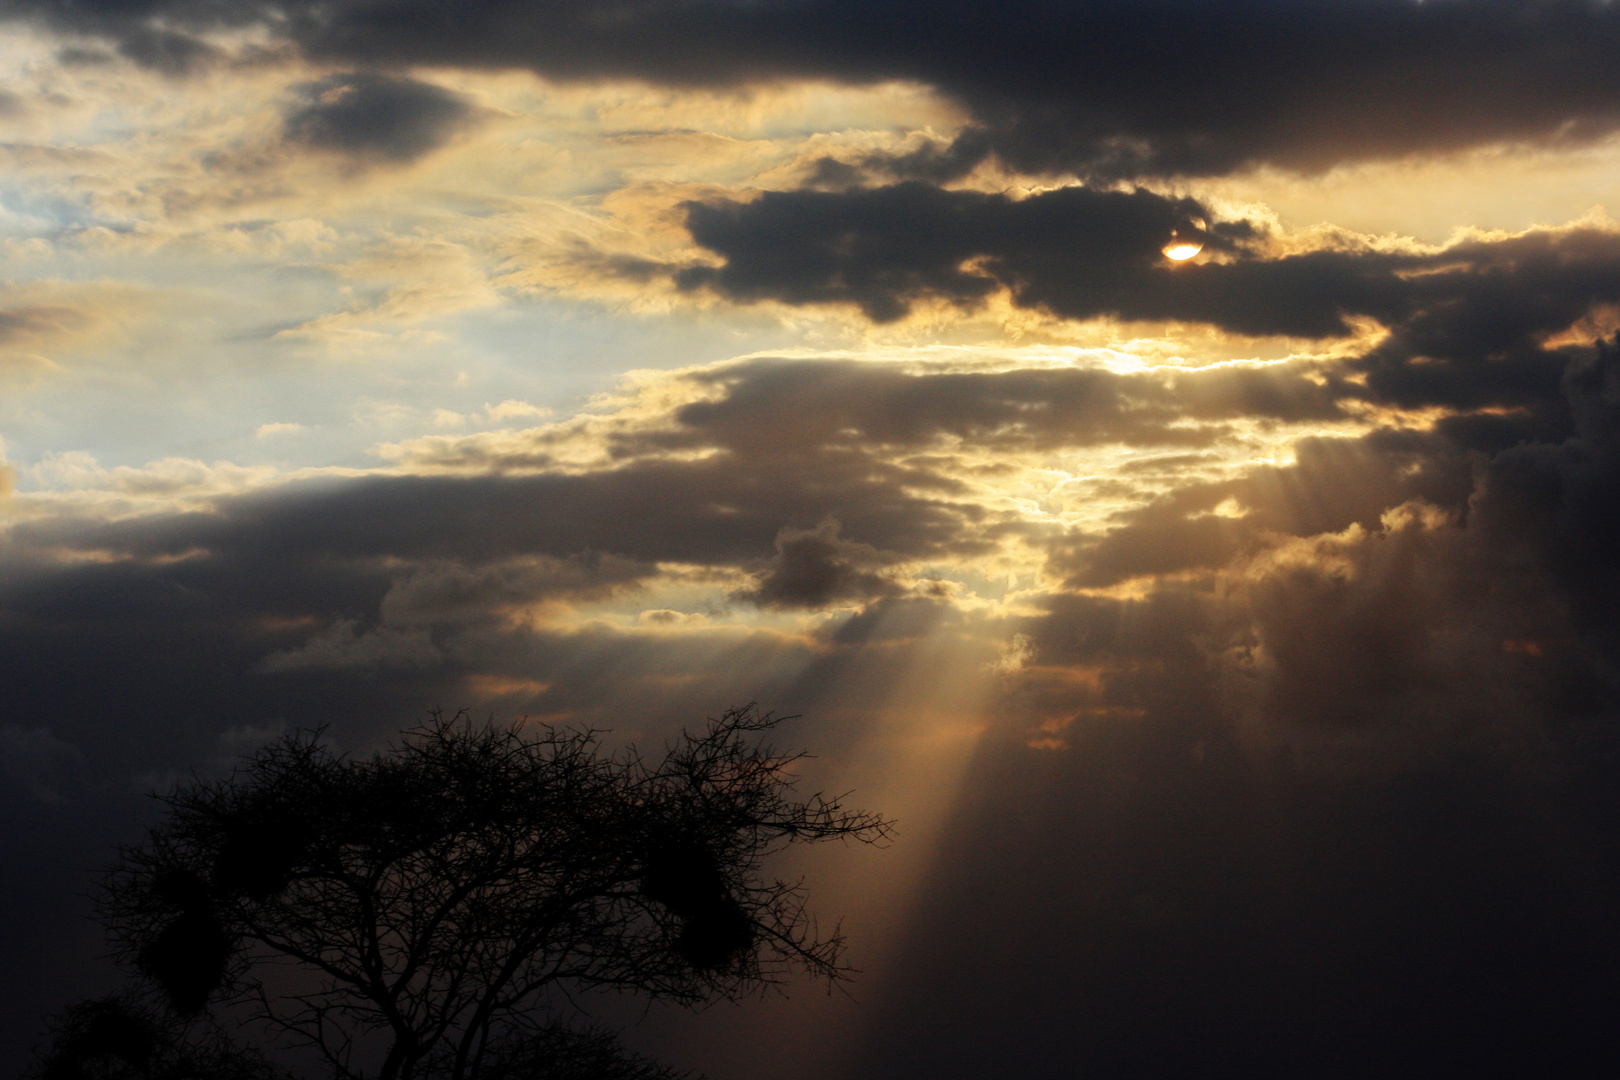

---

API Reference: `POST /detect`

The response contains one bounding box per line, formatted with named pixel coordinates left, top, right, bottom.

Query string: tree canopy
left=35, top=705, right=892, bottom=1080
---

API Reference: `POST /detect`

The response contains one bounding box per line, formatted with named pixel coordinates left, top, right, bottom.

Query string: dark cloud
left=1351, top=228, right=1620, bottom=410
left=1052, top=430, right=1481, bottom=588
left=0, top=445, right=950, bottom=1063
left=1468, top=338, right=1620, bottom=639
left=1066, top=503, right=1246, bottom=588
left=0, top=355, right=1388, bottom=753
left=376, top=554, right=650, bottom=625
left=734, top=520, right=901, bottom=610
left=283, top=72, right=476, bottom=164
left=0, top=406, right=988, bottom=770
left=8, top=339, right=1612, bottom=758
left=674, top=185, right=1620, bottom=357
left=14, top=1, right=1620, bottom=177
left=0, top=349, right=1390, bottom=790
left=54, top=42, right=114, bottom=65
left=1157, top=350, right=1620, bottom=743
left=677, top=184, right=1244, bottom=325
left=1028, top=346, right=1620, bottom=754
left=667, top=354, right=1347, bottom=457
left=112, top=19, right=219, bottom=73
left=11, top=455, right=975, bottom=571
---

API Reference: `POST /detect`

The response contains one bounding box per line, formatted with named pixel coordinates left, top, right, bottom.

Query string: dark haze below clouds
left=14, top=0, right=1620, bottom=177
left=860, top=718, right=1620, bottom=1078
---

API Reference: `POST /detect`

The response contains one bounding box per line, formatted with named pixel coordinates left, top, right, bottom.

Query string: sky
left=4, top=1, right=1620, bottom=1075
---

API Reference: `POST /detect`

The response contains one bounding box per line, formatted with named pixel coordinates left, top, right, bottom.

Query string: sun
left=1163, top=215, right=1207, bottom=261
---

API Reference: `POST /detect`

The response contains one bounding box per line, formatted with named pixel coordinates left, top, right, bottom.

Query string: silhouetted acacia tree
left=38, top=705, right=890, bottom=1080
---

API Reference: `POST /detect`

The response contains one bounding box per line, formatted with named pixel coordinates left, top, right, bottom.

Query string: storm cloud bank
left=12, top=0, right=1620, bottom=177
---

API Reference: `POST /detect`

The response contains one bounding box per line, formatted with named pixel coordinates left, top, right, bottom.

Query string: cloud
left=674, top=183, right=1239, bottom=324
left=483, top=399, right=552, bottom=421
left=9, top=334, right=1615, bottom=750
left=375, top=554, right=655, bottom=627
left=256, top=421, right=303, bottom=438
left=274, top=237, right=503, bottom=348
left=1466, top=339, right=1620, bottom=634
left=0, top=302, right=88, bottom=369
left=669, top=185, right=1620, bottom=355
left=0, top=281, right=158, bottom=379
left=110, top=20, right=221, bottom=75
left=1225, top=505, right=1577, bottom=741
left=15, top=1, right=1620, bottom=178
left=283, top=72, right=478, bottom=165
left=658, top=354, right=1348, bottom=460
left=734, top=519, right=902, bottom=610
left=255, top=617, right=442, bottom=672
left=637, top=608, right=709, bottom=627
left=24, top=451, right=284, bottom=508
left=1046, top=431, right=1475, bottom=589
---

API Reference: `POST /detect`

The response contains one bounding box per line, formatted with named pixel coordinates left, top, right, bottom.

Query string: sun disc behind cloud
left=1161, top=213, right=1208, bottom=261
